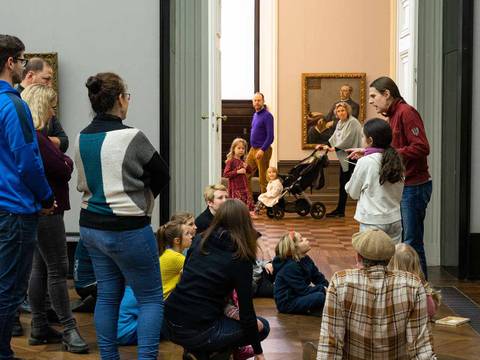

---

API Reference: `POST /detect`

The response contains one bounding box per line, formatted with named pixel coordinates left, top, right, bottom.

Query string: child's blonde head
left=266, top=166, right=279, bottom=182
left=388, top=243, right=425, bottom=281
left=275, top=231, right=303, bottom=261
left=388, top=243, right=441, bottom=306
left=226, top=137, right=248, bottom=162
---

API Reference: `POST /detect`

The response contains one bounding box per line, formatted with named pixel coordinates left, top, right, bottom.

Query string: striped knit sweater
left=75, top=113, right=169, bottom=230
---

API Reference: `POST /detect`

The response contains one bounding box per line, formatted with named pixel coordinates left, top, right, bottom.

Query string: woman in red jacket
left=348, top=76, right=432, bottom=279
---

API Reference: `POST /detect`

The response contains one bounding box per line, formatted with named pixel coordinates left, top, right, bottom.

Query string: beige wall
left=277, top=0, right=392, bottom=160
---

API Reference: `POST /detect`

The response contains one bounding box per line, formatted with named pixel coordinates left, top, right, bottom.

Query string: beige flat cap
left=352, top=229, right=395, bottom=261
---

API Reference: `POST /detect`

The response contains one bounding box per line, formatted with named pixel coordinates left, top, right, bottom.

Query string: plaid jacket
left=317, top=266, right=436, bottom=359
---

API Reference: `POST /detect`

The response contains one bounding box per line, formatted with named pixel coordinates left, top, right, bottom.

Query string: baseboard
left=467, top=233, right=480, bottom=279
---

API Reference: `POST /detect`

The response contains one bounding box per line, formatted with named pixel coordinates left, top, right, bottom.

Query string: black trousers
left=28, top=214, right=77, bottom=331
left=337, top=162, right=355, bottom=213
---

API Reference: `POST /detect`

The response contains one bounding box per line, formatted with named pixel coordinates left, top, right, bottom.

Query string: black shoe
left=47, top=308, right=61, bottom=325
left=11, top=316, right=23, bottom=337
left=29, top=326, right=62, bottom=345
left=326, top=209, right=345, bottom=218
left=62, top=328, right=89, bottom=354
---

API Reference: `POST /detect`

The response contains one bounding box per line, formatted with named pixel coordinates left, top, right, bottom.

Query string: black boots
left=29, top=326, right=62, bottom=345
left=62, top=328, right=89, bottom=354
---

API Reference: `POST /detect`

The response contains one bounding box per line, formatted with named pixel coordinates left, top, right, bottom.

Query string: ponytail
left=363, top=118, right=405, bottom=185
left=155, top=221, right=184, bottom=256
left=380, top=146, right=404, bottom=185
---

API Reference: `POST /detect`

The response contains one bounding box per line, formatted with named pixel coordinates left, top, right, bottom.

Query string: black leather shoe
left=326, top=209, right=345, bottom=218
left=11, top=315, right=23, bottom=337
left=62, top=328, right=89, bottom=354
left=29, top=326, right=62, bottom=345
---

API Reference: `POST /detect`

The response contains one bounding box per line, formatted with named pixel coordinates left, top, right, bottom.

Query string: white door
left=396, top=0, right=418, bottom=106
left=206, top=0, right=223, bottom=184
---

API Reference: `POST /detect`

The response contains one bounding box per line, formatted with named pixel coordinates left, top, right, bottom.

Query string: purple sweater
left=250, top=108, right=274, bottom=151
left=36, top=131, right=73, bottom=213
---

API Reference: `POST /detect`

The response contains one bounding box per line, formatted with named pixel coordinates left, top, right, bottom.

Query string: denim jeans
left=167, top=316, right=270, bottom=355
left=0, top=211, right=38, bottom=360
left=80, top=225, right=163, bottom=360
left=28, top=214, right=77, bottom=331
left=401, top=181, right=432, bottom=279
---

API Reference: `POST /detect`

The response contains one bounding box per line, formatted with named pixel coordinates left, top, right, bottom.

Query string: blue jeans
left=167, top=316, right=270, bottom=355
left=80, top=225, right=163, bottom=360
left=0, top=211, right=38, bottom=360
left=401, top=181, right=432, bottom=279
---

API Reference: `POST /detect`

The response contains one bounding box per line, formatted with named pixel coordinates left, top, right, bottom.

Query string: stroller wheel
left=310, top=202, right=326, bottom=219
left=266, top=208, right=275, bottom=219
left=273, top=205, right=285, bottom=220
left=295, top=199, right=310, bottom=216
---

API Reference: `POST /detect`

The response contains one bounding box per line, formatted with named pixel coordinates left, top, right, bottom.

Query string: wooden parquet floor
left=11, top=205, right=480, bottom=359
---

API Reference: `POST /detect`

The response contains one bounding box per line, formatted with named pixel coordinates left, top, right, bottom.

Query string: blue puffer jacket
left=273, top=255, right=329, bottom=312
left=0, top=80, right=52, bottom=214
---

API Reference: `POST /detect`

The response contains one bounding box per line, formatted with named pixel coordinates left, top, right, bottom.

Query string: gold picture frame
left=24, top=52, right=59, bottom=97
left=301, top=72, right=366, bottom=149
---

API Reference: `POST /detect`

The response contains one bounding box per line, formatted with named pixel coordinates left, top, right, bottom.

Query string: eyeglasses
left=124, top=93, right=131, bottom=100
left=14, top=57, right=29, bottom=67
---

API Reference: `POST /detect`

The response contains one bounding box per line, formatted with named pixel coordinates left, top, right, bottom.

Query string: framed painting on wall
left=24, top=52, right=59, bottom=97
left=301, top=72, right=366, bottom=149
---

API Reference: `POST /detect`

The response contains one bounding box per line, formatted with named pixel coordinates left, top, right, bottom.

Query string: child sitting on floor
left=254, top=166, right=283, bottom=215
left=388, top=243, right=441, bottom=318
left=273, top=231, right=329, bottom=316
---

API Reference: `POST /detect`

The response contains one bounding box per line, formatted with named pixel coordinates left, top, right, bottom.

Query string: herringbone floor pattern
left=11, top=206, right=480, bottom=359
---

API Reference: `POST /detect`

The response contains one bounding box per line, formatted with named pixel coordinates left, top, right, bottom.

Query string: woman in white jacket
left=345, top=118, right=405, bottom=242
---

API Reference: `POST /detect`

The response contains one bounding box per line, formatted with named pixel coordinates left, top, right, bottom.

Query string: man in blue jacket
left=0, top=34, right=54, bottom=360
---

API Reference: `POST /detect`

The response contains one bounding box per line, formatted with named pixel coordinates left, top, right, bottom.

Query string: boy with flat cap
left=315, top=229, right=436, bottom=359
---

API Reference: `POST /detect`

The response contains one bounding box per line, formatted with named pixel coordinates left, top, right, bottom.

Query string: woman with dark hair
left=165, top=199, right=270, bottom=360
left=317, top=101, right=363, bottom=217
left=348, top=76, right=432, bottom=278
left=345, top=118, right=404, bottom=243
left=74, top=72, right=169, bottom=359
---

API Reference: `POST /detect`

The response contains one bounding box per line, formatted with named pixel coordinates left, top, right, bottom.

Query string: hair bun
left=85, top=76, right=102, bottom=94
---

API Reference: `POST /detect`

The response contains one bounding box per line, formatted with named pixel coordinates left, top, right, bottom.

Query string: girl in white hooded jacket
left=345, top=118, right=404, bottom=242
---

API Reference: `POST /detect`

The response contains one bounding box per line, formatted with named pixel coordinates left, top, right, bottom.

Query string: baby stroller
left=266, top=149, right=328, bottom=220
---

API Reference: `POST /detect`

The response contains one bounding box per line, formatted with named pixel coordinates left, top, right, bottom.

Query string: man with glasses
left=16, top=57, right=69, bottom=153
left=0, top=34, right=54, bottom=360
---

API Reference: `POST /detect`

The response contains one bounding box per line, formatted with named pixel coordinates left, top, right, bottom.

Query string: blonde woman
left=21, top=84, right=89, bottom=353
left=318, top=101, right=363, bottom=217
left=223, top=137, right=254, bottom=211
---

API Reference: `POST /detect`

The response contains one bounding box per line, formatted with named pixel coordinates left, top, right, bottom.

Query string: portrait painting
left=301, top=73, right=366, bottom=149
left=24, top=52, right=59, bottom=98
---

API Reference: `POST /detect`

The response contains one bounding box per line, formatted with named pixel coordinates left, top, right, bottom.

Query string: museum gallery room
left=1, top=0, right=480, bottom=359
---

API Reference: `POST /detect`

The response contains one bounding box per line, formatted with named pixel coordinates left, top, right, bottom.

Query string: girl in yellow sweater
left=157, top=221, right=193, bottom=299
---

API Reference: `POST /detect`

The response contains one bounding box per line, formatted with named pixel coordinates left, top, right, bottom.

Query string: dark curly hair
left=363, top=118, right=404, bottom=184
left=85, top=72, right=125, bottom=114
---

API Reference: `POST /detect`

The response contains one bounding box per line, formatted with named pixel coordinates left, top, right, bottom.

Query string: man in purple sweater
left=246, top=92, right=274, bottom=194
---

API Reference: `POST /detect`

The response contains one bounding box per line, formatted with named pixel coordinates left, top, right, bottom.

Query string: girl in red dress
left=223, top=138, right=254, bottom=211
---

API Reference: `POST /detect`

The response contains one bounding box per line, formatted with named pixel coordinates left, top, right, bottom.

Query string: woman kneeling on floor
left=164, top=199, right=270, bottom=360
